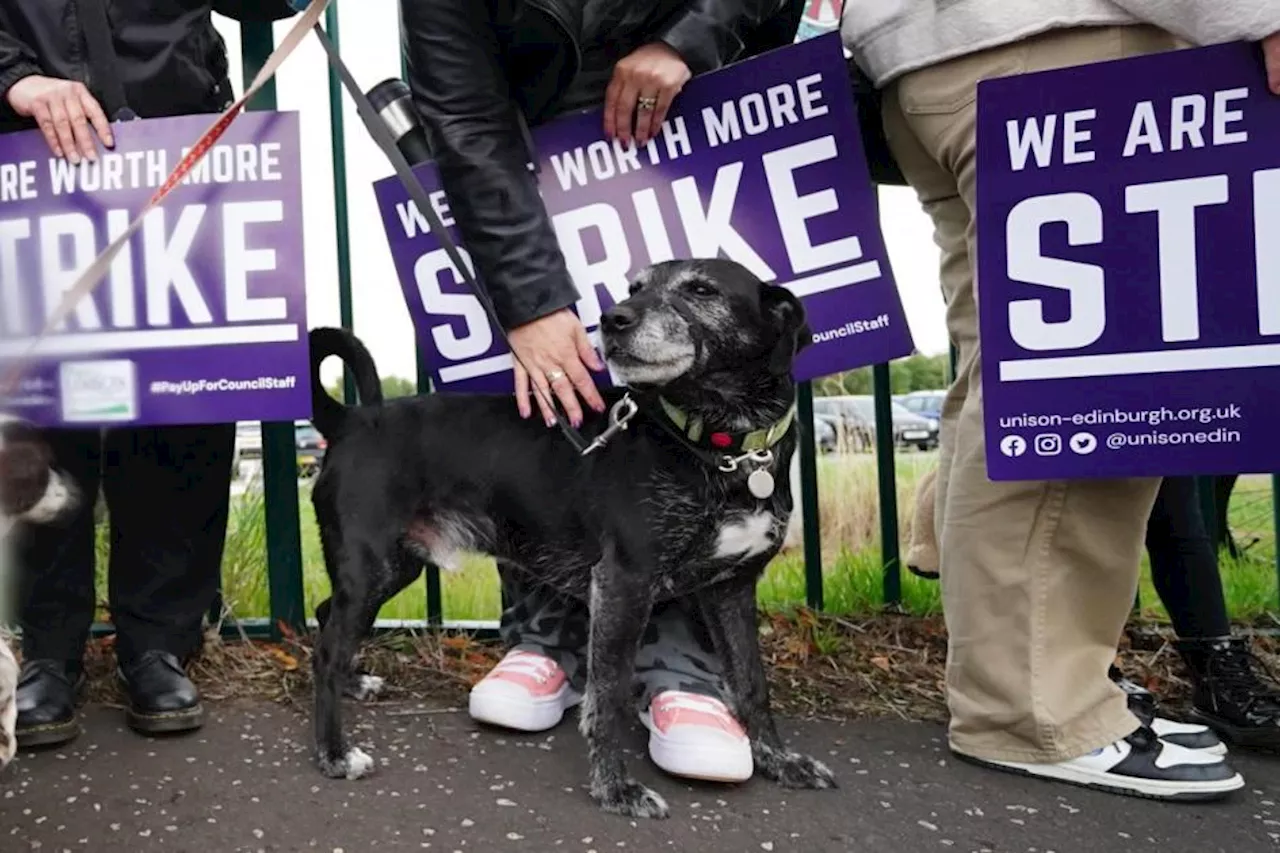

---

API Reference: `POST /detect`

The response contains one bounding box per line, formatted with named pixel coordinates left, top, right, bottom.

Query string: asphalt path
left=3, top=699, right=1278, bottom=852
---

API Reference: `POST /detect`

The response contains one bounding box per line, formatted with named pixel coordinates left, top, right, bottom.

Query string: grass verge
left=92, top=453, right=1278, bottom=625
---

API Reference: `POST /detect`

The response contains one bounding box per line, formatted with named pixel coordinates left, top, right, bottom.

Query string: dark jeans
left=15, top=424, right=235, bottom=668
left=1145, top=476, right=1231, bottom=639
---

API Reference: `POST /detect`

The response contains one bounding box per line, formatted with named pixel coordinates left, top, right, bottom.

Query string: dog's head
left=599, top=259, right=812, bottom=391
left=0, top=416, right=76, bottom=526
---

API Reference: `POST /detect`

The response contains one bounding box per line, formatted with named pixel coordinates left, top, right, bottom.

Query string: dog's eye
left=686, top=281, right=716, bottom=298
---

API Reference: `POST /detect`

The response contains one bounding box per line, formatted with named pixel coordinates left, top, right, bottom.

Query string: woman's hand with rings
left=508, top=309, right=607, bottom=428
left=603, top=42, right=691, bottom=148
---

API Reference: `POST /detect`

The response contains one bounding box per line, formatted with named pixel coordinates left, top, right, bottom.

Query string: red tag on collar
left=709, top=432, right=733, bottom=448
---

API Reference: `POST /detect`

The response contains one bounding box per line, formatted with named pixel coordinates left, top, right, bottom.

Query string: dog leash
left=311, top=27, right=636, bottom=457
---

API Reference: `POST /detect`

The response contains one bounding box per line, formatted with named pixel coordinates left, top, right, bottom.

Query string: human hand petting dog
left=604, top=42, right=691, bottom=147
left=509, top=308, right=606, bottom=428
left=5, top=75, right=114, bottom=164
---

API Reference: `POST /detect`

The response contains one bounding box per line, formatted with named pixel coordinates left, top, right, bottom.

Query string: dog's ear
left=761, top=283, right=812, bottom=375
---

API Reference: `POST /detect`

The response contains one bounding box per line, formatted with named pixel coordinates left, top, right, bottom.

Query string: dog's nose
left=601, top=303, right=637, bottom=333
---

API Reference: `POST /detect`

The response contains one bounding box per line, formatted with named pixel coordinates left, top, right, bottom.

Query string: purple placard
left=0, top=111, right=311, bottom=426
left=374, top=32, right=912, bottom=393
left=976, top=42, right=1280, bottom=480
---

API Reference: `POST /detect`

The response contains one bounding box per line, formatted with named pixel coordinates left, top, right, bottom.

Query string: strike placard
left=374, top=32, right=913, bottom=392
left=0, top=111, right=311, bottom=426
left=976, top=41, right=1280, bottom=480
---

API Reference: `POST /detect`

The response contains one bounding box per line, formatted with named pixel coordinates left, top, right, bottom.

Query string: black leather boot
left=118, top=650, right=204, bottom=735
left=15, top=659, right=84, bottom=748
left=1176, top=636, right=1280, bottom=749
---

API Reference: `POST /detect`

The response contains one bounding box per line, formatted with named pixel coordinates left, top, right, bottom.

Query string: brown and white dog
left=0, top=414, right=77, bottom=771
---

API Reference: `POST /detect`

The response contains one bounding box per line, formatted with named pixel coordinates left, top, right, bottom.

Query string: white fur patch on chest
left=712, top=512, right=778, bottom=560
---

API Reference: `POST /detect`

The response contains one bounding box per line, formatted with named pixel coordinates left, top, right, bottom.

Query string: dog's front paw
left=345, top=674, right=386, bottom=702
left=753, top=743, right=837, bottom=790
left=318, top=746, right=376, bottom=780
left=591, top=779, right=670, bottom=819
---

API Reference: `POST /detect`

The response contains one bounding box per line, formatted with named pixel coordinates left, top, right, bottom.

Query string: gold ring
left=637, top=96, right=658, bottom=111
left=546, top=369, right=567, bottom=383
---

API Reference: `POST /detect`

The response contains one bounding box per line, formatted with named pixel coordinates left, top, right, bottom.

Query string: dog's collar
left=653, top=396, right=796, bottom=455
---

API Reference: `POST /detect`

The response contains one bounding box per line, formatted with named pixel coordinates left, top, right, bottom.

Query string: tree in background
left=814, top=352, right=949, bottom=397
left=324, top=375, right=418, bottom=402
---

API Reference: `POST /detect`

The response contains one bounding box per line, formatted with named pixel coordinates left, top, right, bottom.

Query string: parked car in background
left=897, top=390, right=946, bottom=426
left=812, top=396, right=874, bottom=452
left=812, top=413, right=839, bottom=454
left=234, top=421, right=262, bottom=460
left=830, top=395, right=940, bottom=451
left=295, top=421, right=327, bottom=478
left=231, top=421, right=328, bottom=480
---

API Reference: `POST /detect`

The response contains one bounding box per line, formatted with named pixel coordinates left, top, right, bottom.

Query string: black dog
left=307, top=258, right=836, bottom=817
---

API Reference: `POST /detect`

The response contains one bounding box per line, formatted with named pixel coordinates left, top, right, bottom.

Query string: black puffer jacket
left=0, top=1, right=296, bottom=133
left=402, top=0, right=803, bottom=331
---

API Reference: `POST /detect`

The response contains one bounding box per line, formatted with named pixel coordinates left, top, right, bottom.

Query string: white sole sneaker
left=640, top=711, right=753, bottom=783
left=1150, top=716, right=1228, bottom=756
left=468, top=679, right=582, bottom=733
left=955, top=728, right=1244, bottom=802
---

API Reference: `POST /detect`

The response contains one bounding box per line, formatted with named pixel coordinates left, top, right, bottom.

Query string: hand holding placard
left=1264, top=32, right=1280, bottom=94
left=4, top=76, right=113, bottom=164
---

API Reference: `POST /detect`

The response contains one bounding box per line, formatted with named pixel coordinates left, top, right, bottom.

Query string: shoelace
left=655, top=693, right=734, bottom=720
left=1208, top=645, right=1280, bottom=716
left=492, top=653, right=560, bottom=686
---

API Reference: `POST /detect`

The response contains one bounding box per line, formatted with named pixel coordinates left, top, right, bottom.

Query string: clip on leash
left=311, top=26, right=617, bottom=456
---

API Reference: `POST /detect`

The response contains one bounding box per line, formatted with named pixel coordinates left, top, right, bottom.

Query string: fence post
left=393, top=2, right=444, bottom=626
left=241, top=22, right=306, bottom=637
left=326, top=6, right=357, bottom=406
left=796, top=382, right=823, bottom=610
left=873, top=364, right=901, bottom=606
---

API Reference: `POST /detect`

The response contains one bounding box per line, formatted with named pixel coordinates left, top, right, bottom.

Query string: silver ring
left=637, top=96, right=657, bottom=111
left=546, top=369, right=567, bottom=383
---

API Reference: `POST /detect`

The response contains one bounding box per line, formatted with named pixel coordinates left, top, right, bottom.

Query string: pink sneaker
left=468, top=650, right=581, bottom=732
left=641, top=691, right=753, bottom=783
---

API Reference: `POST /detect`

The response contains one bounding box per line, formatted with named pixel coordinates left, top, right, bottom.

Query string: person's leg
left=102, top=423, right=234, bottom=734
left=633, top=598, right=752, bottom=783
left=468, top=567, right=589, bottom=732
left=881, top=25, right=1240, bottom=798
left=1146, top=477, right=1230, bottom=638
left=1147, top=479, right=1280, bottom=747
left=14, top=428, right=103, bottom=746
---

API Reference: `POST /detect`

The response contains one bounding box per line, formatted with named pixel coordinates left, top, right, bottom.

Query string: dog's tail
left=309, top=327, right=383, bottom=439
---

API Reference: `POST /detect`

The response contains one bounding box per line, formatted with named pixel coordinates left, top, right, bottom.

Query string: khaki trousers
left=881, top=26, right=1176, bottom=762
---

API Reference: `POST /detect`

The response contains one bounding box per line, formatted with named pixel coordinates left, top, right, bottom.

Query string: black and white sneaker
left=1109, top=665, right=1226, bottom=755
left=954, top=726, right=1244, bottom=802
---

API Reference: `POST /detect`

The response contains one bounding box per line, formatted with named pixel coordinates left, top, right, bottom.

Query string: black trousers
left=1144, top=476, right=1231, bottom=639
left=16, top=424, right=235, bottom=668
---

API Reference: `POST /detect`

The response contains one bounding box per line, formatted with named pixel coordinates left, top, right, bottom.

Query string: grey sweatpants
left=498, top=569, right=727, bottom=710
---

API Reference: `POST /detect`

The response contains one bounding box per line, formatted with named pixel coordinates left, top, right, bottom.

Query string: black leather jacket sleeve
left=401, top=0, right=580, bottom=331
left=0, top=28, right=42, bottom=118
left=659, top=0, right=793, bottom=75
left=211, top=1, right=299, bottom=22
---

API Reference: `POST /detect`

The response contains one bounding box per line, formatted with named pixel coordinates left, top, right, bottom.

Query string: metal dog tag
left=747, top=468, right=775, bottom=500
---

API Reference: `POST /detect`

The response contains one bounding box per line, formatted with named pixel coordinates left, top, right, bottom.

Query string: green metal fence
left=230, top=18, right=1280, bottom=640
